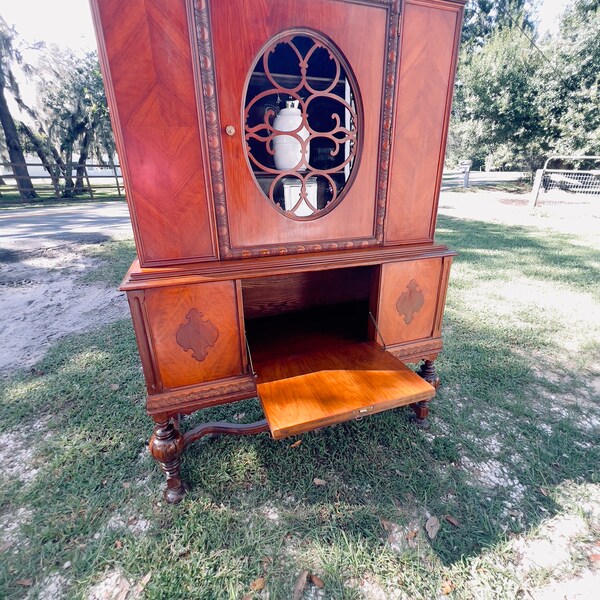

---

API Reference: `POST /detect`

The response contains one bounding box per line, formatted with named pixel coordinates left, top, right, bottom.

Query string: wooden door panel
left=144, top=281, right=246, bottom=389
left=377, top=257, right=446, bottom=346
left=384, top=0, right=463, bottom=244
left=91, top=0, right=217, bottom=266
left=208, top=0, right=389, bottom=252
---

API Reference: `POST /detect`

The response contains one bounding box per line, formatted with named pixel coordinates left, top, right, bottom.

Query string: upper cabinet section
left=91, top=0, right=218, bottom=267
left=92, top=0, right=465, bottom=266
left=204, top=0, right=395, bottom=258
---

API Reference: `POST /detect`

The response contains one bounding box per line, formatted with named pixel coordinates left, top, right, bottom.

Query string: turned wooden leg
left=411, top=359, right=440, bottom=429
left=418, top=359, right=440, bottom=389
left=149, top=418, right=188, bottom=504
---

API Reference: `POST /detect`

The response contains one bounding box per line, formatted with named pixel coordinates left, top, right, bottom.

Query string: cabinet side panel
left=144, top=281, right=245, bottom=389
left=91, top=0, right=217, bottom=265
left=384, top=0, right=462, bottom=244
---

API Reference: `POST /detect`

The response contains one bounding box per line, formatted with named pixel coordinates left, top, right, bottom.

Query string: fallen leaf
left=62, top=561, right=71, bottom=570
left=380, top=519, right=394, bottom=532
left=134, top=571, right=152, bottom=594
left=242, top=595, right=252, bottom=600
left=589, top=554, right=600, bottom=563
left=250, top=577, right=265, bottom=591
left=444, top=515, right=460, bottom=527
left=313, top=478, right=327, bottom=486
left=290, top=440, right=302, bottom=449
left=441, top=580, right=455, bottom=595
left=292, top=570, right=309, bottom=600
left=109, top=383, right=120, bottom=391
left=406, top=530, right=418, bottom=540
left=539, top=487, right=549, bottom=497
left=122, top=482, right=131, bottom=489
left=311, top=574, right=325, bottom=589
left=16, top=580, right=33, bottom=587
left=114, top=539, right=123, bottom=549
left=425, top=516, right=440, bottom=540
left=0, top=541, right=14, bottom=552
left=115, top=576, right=130, bottom=600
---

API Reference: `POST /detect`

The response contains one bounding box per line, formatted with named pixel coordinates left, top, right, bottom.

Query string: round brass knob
left=225, top=125, right=236, bottom=136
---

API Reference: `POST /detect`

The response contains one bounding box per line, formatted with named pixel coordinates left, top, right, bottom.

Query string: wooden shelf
left=255, top=341, right=435, bottom=439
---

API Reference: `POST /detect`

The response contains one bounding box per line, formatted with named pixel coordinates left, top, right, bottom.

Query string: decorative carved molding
left=176, top=308, right=219, bottom=361
left=388, top=338, right=442, bottom=361
left=396, top=279, right=425, bottom=324
left=192, top=0, right=400, bottom=258
left=375, top=0, right=402, bottom=242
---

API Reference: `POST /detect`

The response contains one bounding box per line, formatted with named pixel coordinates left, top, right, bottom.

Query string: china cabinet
left=91, top=0, right=466, bottom=502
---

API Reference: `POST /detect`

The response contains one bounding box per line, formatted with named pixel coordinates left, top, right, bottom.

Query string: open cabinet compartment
left=242, top=266, right=436, bottom=439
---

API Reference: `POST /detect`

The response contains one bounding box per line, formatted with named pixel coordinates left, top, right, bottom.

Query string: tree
left=35, top=47, right=115, bottom=197
left=0, top=17, right=37, bottom=199
left=449, top=26, right=546, bottom=171
left=538, top=0, right=600, bottom=156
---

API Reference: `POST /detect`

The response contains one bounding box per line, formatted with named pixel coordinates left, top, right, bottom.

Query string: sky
left=0, top=0, right=575, bottom=51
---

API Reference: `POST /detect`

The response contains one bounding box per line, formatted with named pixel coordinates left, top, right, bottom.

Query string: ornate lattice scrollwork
left=244, top=31, right=361, bottom=219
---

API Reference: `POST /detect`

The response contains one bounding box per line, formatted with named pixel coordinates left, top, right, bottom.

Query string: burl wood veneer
left=91, top=0, right=466, bottom=502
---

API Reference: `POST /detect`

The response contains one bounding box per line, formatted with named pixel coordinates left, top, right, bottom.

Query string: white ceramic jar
left=272, top=100, right=310, bottom=171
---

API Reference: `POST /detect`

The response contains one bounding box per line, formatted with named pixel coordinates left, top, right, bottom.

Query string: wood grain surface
left=256, top=341, right=435, bottom=439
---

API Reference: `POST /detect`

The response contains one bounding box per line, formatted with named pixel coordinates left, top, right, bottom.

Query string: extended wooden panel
left=209, top=0, right=388, bottom=251
left=256, top=341, right=435, bottom=439
left=91, top=0, right=217, bottom=266
left=377, top=258, right=444, bottom=346
left=144, top=281, right=246, bottom=389
left=384, top=0, right=463, bottom=244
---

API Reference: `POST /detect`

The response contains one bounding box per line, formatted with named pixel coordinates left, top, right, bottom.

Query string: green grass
left=0, top=193, right=125, bottom=210
left=0, top=214, right=599, bottom=598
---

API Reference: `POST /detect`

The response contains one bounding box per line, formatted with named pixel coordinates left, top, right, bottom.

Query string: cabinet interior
left=242, top=265, right=379, bottom=365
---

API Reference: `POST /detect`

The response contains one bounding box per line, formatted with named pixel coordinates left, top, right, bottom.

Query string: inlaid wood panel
left=376, top=257, right=447, bottom=346
left=91, top=0, right=217, bottom=266
left=144, top=281, right=246, bottom=389
left=384, top=0, right=463, bottom=244
left=208, top=0, right=390, bottom=253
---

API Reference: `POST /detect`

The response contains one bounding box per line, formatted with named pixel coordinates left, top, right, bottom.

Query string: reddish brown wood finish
left=92, top=0, right=466, bottom=502
left=90, top=0, right=217, bottom=266
left=143, top=281, right=246, bottom=389
left=375, top=256, right=454, bottom=347
left=384, top=0, right=464, bottom=244
left=208, top=0, right=391, bottom=254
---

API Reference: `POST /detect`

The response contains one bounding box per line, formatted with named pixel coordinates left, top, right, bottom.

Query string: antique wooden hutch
left=91, top=0, right=466, bottom=502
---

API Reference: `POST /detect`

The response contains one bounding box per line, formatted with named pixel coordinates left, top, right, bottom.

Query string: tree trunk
left=0, top=85, right=37, bottom=200
left=18, top=122, right=61, bottom=197
left=74, top=128, right=92, bottom=195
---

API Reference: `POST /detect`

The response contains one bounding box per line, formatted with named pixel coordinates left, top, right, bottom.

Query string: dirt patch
left=0, top=244, right=128, bottom=374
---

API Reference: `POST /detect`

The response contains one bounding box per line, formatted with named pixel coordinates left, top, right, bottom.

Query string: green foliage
left=449, top=1, right=600, bottom=171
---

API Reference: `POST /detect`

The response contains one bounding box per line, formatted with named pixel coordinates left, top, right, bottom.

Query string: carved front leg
left=149, top=418, right=187, bottom=504
left=411, top=359, right=440, bottom=429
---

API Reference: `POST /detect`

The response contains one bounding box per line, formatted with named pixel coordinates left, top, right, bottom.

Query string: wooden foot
left=411, top=401, right=430, bottom=429
left=149, top=418, right=187, bottom=504
left=418, top=359, right=440, bottom=389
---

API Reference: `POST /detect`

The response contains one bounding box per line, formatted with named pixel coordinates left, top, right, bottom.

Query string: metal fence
left=531, top=156, right=600, bottom=207
left=0, top=162, right=124, bottom=201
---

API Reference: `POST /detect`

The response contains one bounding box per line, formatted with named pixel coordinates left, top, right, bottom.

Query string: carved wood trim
left=121, top=244, right=457, bottom=290
left=386, top=337, right=443, bottom=362
left=192, top=0, right=401, bottom=258
left=146, top=375, right=257, bottom=415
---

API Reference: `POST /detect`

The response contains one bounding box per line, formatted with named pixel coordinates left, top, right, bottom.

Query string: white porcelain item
left=283, top=177, right=318, bottom=216
left=273, top=100, right=310, bottom=171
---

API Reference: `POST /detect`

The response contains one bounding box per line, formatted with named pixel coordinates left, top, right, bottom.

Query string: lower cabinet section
left=122, top=247, right=453, bottom=502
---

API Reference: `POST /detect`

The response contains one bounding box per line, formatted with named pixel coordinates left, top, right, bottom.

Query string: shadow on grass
left=0, top=216, right=599, bottom=598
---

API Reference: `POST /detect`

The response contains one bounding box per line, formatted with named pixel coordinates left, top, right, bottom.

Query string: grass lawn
left=1, top=210, right=599, bottom=599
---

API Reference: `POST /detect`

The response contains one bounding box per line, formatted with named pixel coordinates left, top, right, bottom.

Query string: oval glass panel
left=243, top=30, right=362, bottom=219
